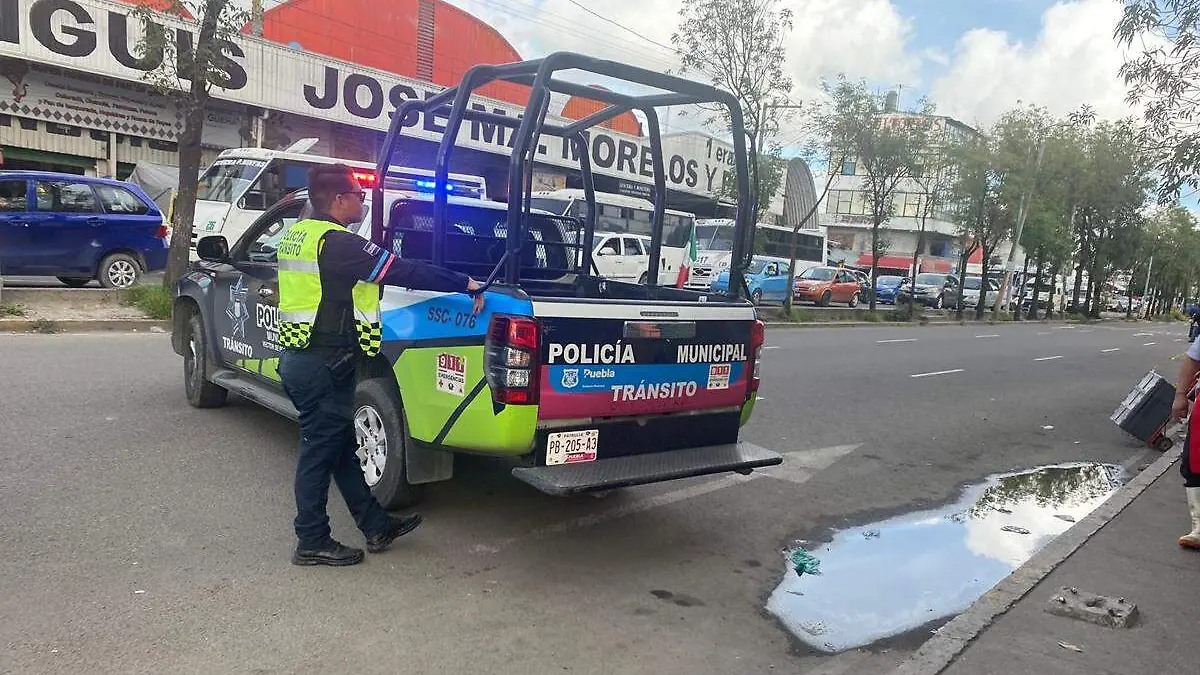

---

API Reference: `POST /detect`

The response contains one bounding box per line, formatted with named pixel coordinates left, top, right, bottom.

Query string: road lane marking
left=1134, top=332, right=1155, bottom=337
left=911, top=369, right=964, bottom=378
left=877, top=338, right=918, bottom=343
left=763, top=345, right=780, bottom=350
left=975, top=334, right=1000, bottom=338
left=473, top=444, right=860, bottom=553
left=1037, top=331, right=1052, bottom=335
left=1033, top=355, right=1064, bottom=361
left=1144, top=342, right=1157, bottom=346
left=1102, top=348, right=1120, bottom=353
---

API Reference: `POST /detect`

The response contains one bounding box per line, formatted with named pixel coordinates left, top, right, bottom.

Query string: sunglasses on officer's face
left=339, top=191, right=366, bottom=203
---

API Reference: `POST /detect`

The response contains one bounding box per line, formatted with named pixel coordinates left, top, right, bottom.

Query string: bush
left=126, top=285, right=172, bottom=320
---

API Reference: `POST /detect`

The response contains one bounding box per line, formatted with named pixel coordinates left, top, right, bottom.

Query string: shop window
left=17, top=117, right=36, bottom=131
left=930, top=240, right=952, bottom=257
left=90, top=130, right=109, bottom=142
left=148, top=139, right=177, bottom=152
left=0, top=114, right=10, bottom=127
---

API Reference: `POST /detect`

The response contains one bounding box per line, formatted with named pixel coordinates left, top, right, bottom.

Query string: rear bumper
left=511, top=441, right=782, bottom=496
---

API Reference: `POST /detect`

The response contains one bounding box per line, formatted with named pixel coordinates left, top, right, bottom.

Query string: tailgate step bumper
left=511, top=442, right=782, bottom=496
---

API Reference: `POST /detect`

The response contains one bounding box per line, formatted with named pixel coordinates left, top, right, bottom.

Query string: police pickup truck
left=172, top=51, right=779, bottom=509
left=172, top=187, right=778, bottom=508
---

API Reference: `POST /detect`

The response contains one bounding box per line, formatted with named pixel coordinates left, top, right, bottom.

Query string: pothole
left=767, top=462, right=1127, bottom=653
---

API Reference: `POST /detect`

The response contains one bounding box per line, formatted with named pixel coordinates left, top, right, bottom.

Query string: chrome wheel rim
left=107, top=260, right=137, bottom=288
left=354, top=405, right=387, bottom=487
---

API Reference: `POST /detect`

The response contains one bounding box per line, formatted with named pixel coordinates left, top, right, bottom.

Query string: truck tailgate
left=534, top=300, right=758, bottom=420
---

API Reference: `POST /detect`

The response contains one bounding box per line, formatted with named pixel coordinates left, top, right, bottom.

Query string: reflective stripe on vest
left=276, top=219, right=383, bottom=357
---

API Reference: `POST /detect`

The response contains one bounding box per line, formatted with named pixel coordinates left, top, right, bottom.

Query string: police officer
left=277, top=163, right=484, bottom=567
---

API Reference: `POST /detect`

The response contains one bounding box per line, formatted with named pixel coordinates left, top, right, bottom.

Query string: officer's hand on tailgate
left=467, top=278, right=485, bottom=315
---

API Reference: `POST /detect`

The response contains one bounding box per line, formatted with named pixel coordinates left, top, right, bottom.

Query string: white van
left=190, top=140, right=487, bottom=254
left=528, top=188, right=696, bottom=285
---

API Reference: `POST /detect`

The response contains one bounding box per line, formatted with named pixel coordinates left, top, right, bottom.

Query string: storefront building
left=0, top=0, right=751, bottom=217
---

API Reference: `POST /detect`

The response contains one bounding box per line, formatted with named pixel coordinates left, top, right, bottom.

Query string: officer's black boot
left=292, top=540, right=365, bottom=566
left=365, top=514, right=423, bottom=553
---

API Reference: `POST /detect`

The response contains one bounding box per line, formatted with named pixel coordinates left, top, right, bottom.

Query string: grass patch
left=0, top=302, right=27, bottom=317
left=125, top=284, right=172, bottom=320
left=862, top=311, right=883, bottom=323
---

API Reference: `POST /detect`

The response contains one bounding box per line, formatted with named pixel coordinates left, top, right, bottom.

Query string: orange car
left=793, top=266, right=863, bottom=307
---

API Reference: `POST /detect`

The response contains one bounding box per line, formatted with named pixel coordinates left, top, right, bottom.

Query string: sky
left=246, top=0, right=1141, bottom=136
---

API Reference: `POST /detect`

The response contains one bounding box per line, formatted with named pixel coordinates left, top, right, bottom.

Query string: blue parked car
left=711, top=256, right=793, bottom=305
left=0, top=171, right=168, bottom=288
left=874, top=275, right=909, bottom=304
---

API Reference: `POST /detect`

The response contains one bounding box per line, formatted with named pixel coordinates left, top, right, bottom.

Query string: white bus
left=527, top=188, right=696, bottom=285
left=190, top=141, right=487, bottom=252
left=685, top=218, right=828, bottom=290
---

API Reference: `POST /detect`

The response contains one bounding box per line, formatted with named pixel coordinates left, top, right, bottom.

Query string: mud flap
left=406, top=442, right=455, bottom=484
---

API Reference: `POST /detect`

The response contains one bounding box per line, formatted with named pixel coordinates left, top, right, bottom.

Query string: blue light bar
left=414, top=179, right=456, bottom=192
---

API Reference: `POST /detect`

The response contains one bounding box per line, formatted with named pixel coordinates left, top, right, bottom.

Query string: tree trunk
left=162, top=0, right=225, bottom=289
left=1071, top=261, right=1085, bottom=315
left=976, top=247, right=991, bottom=321
left=1046, top=262, right=1060, bottom=318
left=1125, top=272, right=1134, bottom=320
left=954, top=239, right=972, bottom=321
left=1014, top=253, right=1032, bottom=320
left=1029, top=255, right=1045, bottom=320
left=869, top=219, right=881, bottom=312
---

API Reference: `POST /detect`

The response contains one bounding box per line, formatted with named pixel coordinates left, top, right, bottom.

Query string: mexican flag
left=675, top=221, right=698, bottom=288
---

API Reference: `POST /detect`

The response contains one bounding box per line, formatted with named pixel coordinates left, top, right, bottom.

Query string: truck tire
left=353, top=378, right=423, bottom=510
left=183, top=313, right=228, bottom=408
left=98, top=252, right=141, bottom=289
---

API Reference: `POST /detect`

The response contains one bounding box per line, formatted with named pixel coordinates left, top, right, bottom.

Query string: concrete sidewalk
left=905, top=450, right=1199, bottom=675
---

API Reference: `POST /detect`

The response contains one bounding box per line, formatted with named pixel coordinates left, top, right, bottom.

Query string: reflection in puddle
left=767, top=463, right=1126, bottom=653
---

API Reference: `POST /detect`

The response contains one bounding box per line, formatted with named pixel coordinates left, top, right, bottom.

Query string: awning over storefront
left=855, top=254, right=956, bottom=274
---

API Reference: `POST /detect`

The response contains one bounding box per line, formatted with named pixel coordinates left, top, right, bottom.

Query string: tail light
left=486, top=315, right=541, bottom=405
left=156, top=222, right=170, bottom=240
left=748, top=319, right=765, bottom=394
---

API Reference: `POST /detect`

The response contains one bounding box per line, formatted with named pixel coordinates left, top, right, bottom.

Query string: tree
left=908, top=133, right=959, bottom=314
left=817, top=79, right=930, bottom=311
left=133, top=0, right=249, bottom=288
left=949, top=132, right=1013, bottom=320
left=1115, top=0, right=1200, bottom=201
left=672, top=0, right=794, bottom=223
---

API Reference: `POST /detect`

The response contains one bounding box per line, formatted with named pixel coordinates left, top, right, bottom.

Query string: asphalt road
left=0, top=321, right=1185, bottom=675
left=1, top=272, right=165, bottom=289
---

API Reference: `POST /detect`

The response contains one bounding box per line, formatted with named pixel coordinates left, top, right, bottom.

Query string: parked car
left=897, top=272, right=958, bottom=308
left=946, top=275, right=998, bottom=309
left=590, top=231, right=652, bottom=283
left=874, top=275, right=908, bottom=304
left=793, top=265, right=863, bottom=307
left=0, top=171, right=169, bottom=288
left=711, top=255, right=792, bottom=305
left=850, top=269, right=871, bottom=297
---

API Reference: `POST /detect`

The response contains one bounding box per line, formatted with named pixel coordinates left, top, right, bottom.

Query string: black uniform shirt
left=308, top=213, right=472, bottom=345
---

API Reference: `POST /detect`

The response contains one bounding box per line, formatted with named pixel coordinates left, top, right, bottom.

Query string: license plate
left=545, top=429, right=599, bottom=466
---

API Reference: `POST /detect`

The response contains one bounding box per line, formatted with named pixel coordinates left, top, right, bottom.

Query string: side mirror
left=239, top=192, right=268, bottom=211
left=596, top=248, right=615, bottom=256
left=196, top=235, right=230, bottom=262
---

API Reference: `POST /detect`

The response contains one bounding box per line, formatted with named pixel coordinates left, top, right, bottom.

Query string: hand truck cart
left=1111, top=370, right=1179, bottom=452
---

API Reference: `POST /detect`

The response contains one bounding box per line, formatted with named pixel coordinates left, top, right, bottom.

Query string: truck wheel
left=57, top=276, right=90, bottom=288
left=353, top=378, right=424, bottom=509
left=98, top=253, right=141, bottom=289
left=183, top=313, right=228, bottom=408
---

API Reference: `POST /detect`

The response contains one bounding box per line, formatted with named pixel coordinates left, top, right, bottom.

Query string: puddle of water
left=767, top=462, right=1126, bottom=654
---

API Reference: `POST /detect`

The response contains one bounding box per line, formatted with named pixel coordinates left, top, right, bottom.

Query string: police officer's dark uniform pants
left=279, top=346, right=390, bottom=548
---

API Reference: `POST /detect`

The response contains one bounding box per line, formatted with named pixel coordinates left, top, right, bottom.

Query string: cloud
left=929, top=0, right=1137, bottom=128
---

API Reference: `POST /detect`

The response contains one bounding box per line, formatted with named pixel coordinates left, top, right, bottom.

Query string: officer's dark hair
left=307, top=163, right=358, bottom=213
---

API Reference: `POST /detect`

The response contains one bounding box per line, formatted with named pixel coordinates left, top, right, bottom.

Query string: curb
left=0, top=319, right=171, bottom=333
left=887, top=447, right=1182, bottom=675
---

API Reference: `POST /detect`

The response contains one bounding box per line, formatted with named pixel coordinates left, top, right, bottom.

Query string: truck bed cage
left=371, top=51, right=754, bottom=297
